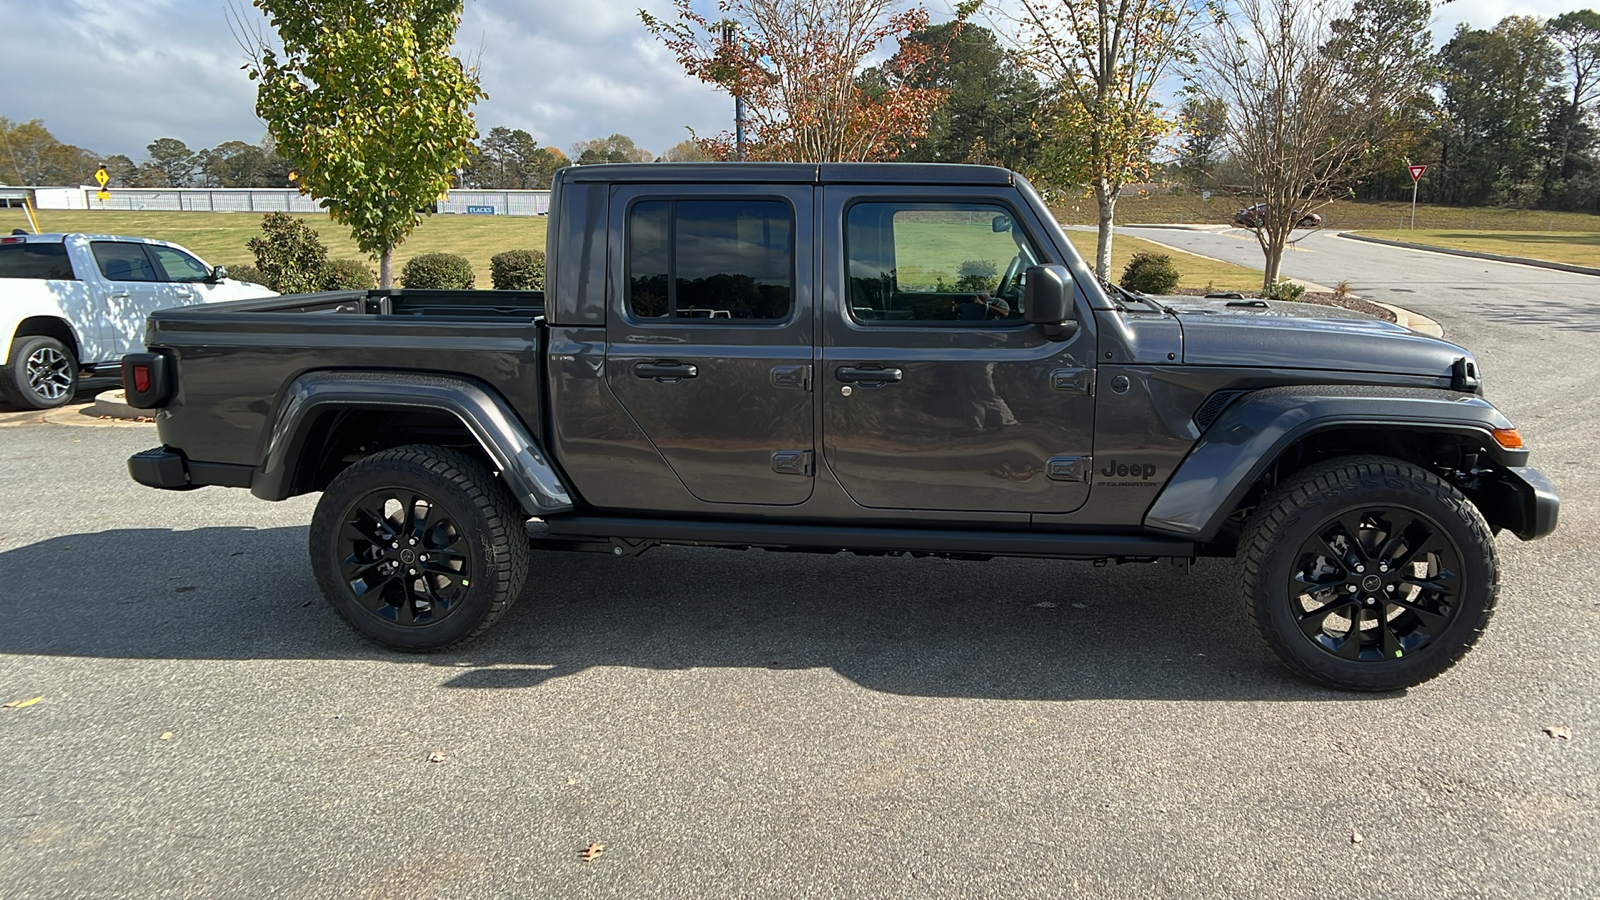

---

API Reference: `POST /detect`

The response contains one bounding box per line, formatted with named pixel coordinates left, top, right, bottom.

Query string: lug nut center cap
left=1361, top=574, right=1383, bottom=593
left=400, top=549, right=416, bottom=565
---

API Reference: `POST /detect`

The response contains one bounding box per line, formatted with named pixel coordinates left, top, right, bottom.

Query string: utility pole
left=721, top=22, right=746, bottom=161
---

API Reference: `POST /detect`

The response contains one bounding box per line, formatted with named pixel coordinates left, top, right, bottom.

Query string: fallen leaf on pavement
left=161, top=732, right=174, bottom=740
left=428, top=752, right=447, bottom=763
left=3, top=697, right=43, bottom=709
left=1543, top=726, right=1572, bottom=740
left=580, top=842, right=605, bottom=862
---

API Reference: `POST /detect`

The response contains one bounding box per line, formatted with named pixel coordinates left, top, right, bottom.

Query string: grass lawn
left=1352, top=230, right=1600, bottom=268
left=1050, top=195, right=1600, bottom=232
left=0, top=209, right=548, bottom=286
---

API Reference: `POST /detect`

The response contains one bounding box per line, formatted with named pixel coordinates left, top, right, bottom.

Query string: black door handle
left=634, top=360, right=698, bottom=380
left=835, top=365, right=903, bottom=385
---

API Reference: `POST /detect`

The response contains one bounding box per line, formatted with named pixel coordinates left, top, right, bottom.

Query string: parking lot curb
left=1369, top=301, right=1443, bottom=338
left=1337, top=232, right=1600, bottom=277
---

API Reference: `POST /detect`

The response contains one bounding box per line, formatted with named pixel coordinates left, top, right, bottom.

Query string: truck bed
left=144, top=289, right=546, bottom=467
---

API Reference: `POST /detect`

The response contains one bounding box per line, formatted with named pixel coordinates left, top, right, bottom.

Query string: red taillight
left=133, top=365, right=151, bottom=393
left=0, top=237, right=22, bottom=244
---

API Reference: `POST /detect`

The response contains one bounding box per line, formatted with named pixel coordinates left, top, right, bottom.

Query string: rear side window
left=627, top=198, right=793, bottom=321
left=0, top=242, right=75, bottom=280
left=91, top=242, right=159, bottom=282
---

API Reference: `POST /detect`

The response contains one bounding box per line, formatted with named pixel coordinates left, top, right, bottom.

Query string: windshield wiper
left=1103, top=280, right=1175, bottom=316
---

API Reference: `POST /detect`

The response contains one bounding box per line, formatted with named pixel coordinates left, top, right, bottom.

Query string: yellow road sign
left=97, top=190, right=110, bottom=202
left=94, top=167, right=109, bottom=188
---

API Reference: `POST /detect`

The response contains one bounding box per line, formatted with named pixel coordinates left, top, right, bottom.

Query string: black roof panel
left=557, top=162, right=1015, bottom=186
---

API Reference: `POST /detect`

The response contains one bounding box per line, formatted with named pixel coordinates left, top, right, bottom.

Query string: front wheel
left=1238, top=456, right=1497, bottom=691
left=1, top=335, right=78, bottom=410
left=309, top=445, right=530, bottom=651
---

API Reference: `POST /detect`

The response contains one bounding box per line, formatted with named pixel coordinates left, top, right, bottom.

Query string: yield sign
left=1408, top=164, right=1427, bottom=182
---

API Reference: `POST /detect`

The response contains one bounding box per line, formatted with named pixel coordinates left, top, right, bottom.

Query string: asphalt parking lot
left=2, top=242, right=1597, bottom=897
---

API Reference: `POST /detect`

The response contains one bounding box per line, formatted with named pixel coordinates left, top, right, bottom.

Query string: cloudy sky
left=0, top=0, right=1589, bottom=163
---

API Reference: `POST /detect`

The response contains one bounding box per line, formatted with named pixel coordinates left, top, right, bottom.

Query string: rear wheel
left=309, top=445, right=530, bottom=651
left=1238, top=456, right=1497, bottom=691
left=1, top=335, right=77, bottom=410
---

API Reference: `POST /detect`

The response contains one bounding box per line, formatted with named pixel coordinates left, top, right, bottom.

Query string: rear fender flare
left=1142, top=386, right=1524, bottom=542
left=251, top=370, right=573, bottom=516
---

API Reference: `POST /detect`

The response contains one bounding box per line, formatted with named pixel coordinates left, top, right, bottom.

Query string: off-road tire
left=309, top=444, right=530, bottom=652
left=1238, top=455, right=1497, bottom=691
left=1, top=335, right=77, bottom=410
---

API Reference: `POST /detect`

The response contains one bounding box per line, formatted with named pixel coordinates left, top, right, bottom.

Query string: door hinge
left=771, top=450, right=814, bottom=476
left=770, top=364, right=812, bottom=391
left=1050, top=368, right=1093, bottom=395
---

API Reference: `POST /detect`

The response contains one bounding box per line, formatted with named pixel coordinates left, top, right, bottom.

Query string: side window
left=627, top=198, right=793, bottom=321
left=0, top=242, right=75, bottom=280
left=91, top=242, right=159, bottom=282
left=148, top=246, right=212, bottom=283
left=845, top=202, right=1040, bottom=325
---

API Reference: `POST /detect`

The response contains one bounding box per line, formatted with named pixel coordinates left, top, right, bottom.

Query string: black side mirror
left=992, top=214, right=1012, bottom=233
left=210, top=265, right=228, bottom=282
left=1024, top=264, right=1077, bottom=339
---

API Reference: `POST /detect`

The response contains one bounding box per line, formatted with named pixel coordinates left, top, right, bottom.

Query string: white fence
left=25, top=187, right=552, bottom=216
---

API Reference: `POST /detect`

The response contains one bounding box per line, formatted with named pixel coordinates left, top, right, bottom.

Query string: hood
left=1162, top=298, right=1471, bottom=378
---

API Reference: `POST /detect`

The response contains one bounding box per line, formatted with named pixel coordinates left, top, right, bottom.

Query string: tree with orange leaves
left=641, top=0, right=965, bottom=162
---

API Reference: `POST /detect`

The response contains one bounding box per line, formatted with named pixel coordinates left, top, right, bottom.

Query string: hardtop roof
left=557, top=162, right=1015, bottom=186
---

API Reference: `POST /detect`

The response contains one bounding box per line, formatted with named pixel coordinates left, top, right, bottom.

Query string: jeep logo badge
left=1100, top=460, right=1158, bottom=480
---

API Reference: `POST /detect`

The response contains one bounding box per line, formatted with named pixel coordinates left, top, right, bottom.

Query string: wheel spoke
left=1378, top=614, right=1403, bottom=659
left=348, top=570, right=396, bottom=612
left=1296, top=598, right=1354, bottom=639
left=1375, top=512, right=1418, bottom=562
left=1394, top=531, right=1451, bottom=571
left=1336, top=513, right=1373, bottom=563
left=1389, top=598, right=1450, bottom=632
left=1337, top=608, right=1368, bottom=659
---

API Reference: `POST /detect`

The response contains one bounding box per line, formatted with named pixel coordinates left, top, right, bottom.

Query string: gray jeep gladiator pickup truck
left=121, top=163, right=1558, bottom=691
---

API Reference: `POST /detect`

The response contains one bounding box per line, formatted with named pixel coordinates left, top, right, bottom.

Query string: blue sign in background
left=466, top=205, right=496, bottom=215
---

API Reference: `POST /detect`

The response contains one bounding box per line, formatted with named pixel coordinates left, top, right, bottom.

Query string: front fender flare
left=251, top=370, right=573, bottom=517
left=1142, top=386, right=1524, bottom=542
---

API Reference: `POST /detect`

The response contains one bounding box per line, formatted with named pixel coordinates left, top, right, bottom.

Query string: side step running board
left=533, top=516, right=1196, bottom=560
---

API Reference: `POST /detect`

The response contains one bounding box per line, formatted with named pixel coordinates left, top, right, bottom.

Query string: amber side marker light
left=1492, top=428, right=1524, bottom=450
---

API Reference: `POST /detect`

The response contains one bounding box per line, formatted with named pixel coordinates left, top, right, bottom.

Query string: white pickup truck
left=0, top=232, right=276, bottom=409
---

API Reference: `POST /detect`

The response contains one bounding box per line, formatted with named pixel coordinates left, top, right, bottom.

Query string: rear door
left=603, top=184, right=816, bottom=506
left=819, top=186, right=1097, bottom=513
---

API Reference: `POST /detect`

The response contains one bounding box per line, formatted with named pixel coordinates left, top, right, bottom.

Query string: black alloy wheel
left=336, top=488, right=473, bottom=627
left=309, top=445, right=530, bottom=651
left=1286, top=507, right=1462, bottom=662
left=1239, top=456, right=1497, bottom=691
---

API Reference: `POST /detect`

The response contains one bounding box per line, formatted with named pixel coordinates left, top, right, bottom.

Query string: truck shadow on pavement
left=0, top=526, right=1381, bottom=702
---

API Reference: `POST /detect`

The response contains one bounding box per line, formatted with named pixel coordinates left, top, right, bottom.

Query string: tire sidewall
left=310, top=456, right=508, bottom=651
left=1250, top=465, right=1497, bottom=690
left=5, top=335, right=77, bottom=410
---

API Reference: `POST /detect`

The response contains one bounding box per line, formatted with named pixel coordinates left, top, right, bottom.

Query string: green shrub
left=490, top=249, right=546, bottom=290
left=323, top=258, right=377, bottom=290
left=226, top=263, right=268, bottom=286
left=955, top=258, right=998, bottom=292
left=1119, top=252, right=1181, bottom=294
left=245, top=212, right=330, bottom=294
left=1266, top=280, right=1306, bottom=301
left=401, top=252, right=475, bottom=289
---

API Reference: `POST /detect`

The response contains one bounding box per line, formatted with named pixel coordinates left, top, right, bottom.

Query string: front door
left=819, top=188, right=1097, bottom=513
left=604, top=184, right=815, bottom=506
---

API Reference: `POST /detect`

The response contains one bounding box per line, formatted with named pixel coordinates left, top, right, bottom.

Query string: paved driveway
left=1, top=239, right=1597, bottom=896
